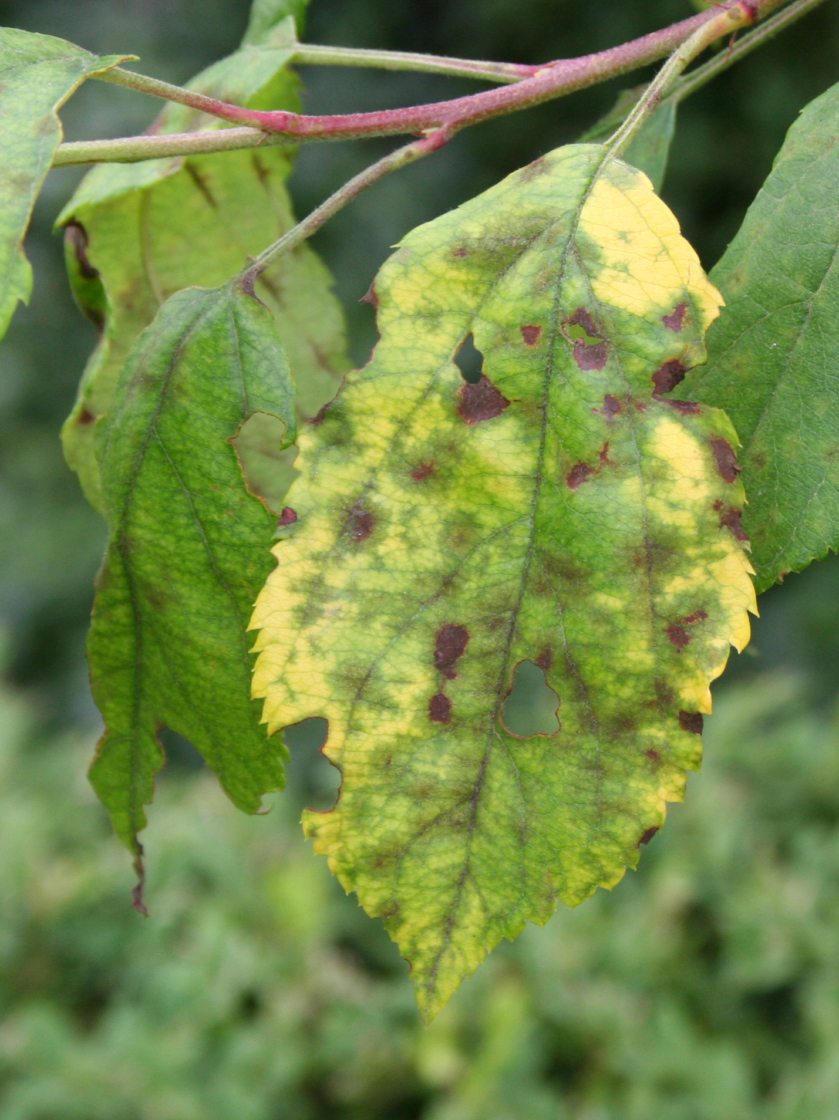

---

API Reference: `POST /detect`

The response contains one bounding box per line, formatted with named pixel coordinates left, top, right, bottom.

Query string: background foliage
left=1, top=0, right=839, bottom=1113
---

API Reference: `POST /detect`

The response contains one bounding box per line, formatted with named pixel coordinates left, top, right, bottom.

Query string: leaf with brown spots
left=251, top=144, right=755, bottom=1021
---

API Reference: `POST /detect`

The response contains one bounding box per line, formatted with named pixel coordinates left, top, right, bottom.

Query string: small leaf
left=250, top=144, right=756, bottom=1020
left=0, top=28, right=128, bottom=340
left=581, top=87, right=677, bottom=193
left=88, top=281, right=296, bottom=873
left=243, top=0, right=310, bottom=44
left=687, top=80, right=839, bottom=590
left=59, top=12, right=347, bottom=512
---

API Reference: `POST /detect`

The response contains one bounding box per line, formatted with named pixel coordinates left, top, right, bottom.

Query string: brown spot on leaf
left=535, top=647, right=553, bottom=672
left=429, top=692, right=452, bottom=723
left=278, top=507, right=298, bottom=527
left=602, top=394, right=622, bottom=418
left=78, top=408, right=96, bottom=425
left=599, top=443, right=612, bottom=465
left=646, top=749, right=660, bottom=761
left=573, top=339, right=608, bottom=370
left=665, top=399, right=701, bottom=415
left=412, top=461, right=436, bottom=482
left=639, top=826, right=659, bottom=846
left=682, top=610, right=708, bottom=625
left=710, top=438, right=741, bottom=483
left=457, top=376, right=510, bottom=424
left=715, top=503, right=749, bottom=542
left=521, top=324, right=542, bottom=346
left=346, top=503, right=375, bottom=542
left=567, top=462, right=595, bottom=490
left=679, top=710, right=704, bottom=735
left=652, top=359, right=688, bottom=395
left=666, top=624, right=691, bottom=649
left=453, top=246, right=468, bottom=258
left=662, top=302, right=688, bottom=332
left=434, top=624, right=470, bottom=679
left=566, top=308, right=600, bottom=338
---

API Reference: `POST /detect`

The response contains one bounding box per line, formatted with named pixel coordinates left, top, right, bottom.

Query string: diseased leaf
left=89, top=281, right=296, bottom=877
left=687, top=80, right=839, bottom=590
left=581, top=88, right=677, bottom=193
left=0, top=27, right=127, bottom=339
left=59, top=8, right=347, bottom=512
left=250, top=144, right=756, bottom=1020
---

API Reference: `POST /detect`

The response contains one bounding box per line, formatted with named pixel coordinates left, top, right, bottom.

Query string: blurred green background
left=2, top=0, right=839, bottom=1115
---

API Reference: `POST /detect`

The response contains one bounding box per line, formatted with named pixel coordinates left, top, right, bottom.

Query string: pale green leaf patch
left=250, top=144, right=756, bottom=1020
left=0, top=27, right=129, bottom=340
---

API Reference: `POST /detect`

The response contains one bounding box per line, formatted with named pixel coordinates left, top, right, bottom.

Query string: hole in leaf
left=283, top=717, right=340, bottom=810
left=501, top=660, right=560, bottom=738
left=158, top=727, right=207, bottom=776
left=454, top=333, right=484, bottom=383
left=230, top=411, right=298, bottom=516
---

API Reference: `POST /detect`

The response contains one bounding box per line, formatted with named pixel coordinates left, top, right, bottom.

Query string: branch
left=52, top=126, right=293, bottom=167
left=609, top=4, right=752, bottom=159
left=240, top=130, right=451, bottom=286
left=93, top=0, right=792, bottom=142
left=671, top=0, right=827, bottom=104
left=292, top=43, right=530, bottom=84
left=55, top=0, right=812, bottom=168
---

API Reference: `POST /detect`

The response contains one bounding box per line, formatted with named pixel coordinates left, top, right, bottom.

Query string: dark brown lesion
left=638, top=826, right=659, bottom=846
left=714, top=501, right=749, bottom=542
left=710, top=438, right=741, bottom=484
left=457, top=376, right=510, bottom=424
left=562, top=308, right=608, bottom=371
left=429, top=692, right=452, bottom=723
left=520, top=324, right=542, bottom=346
left=434, top=624, right=470, bottom=679
left=679, top=710, right=704, bottom=734
left=411, top=461, right=436, bottom=482
left=662, top=303, right=688, bottom=332
left=343, top=501, right=375, bottom=542
left=566, top=462, right=595, bottom=490
left=652, top=358, right=688, bottom=396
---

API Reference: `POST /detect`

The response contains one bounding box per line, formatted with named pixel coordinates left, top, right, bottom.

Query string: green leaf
left=88, top=281, right=296, bottom=877
left=687, top=80, right=839, bottom=591
left=250, top=144, right=756, bottom=1020
left=0, top=27, right=128, bottom=340
left=243, top=0, right=310, bottom=44
left=59, top=13, right=347, bottom=512
left=581, top=88, right=677, bottom=194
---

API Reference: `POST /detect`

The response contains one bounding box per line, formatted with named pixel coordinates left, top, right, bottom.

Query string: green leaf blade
left=59, top=8, right=347, bottom=512
left=687, top=80, right=839, bottom=590
left=89, top=282, right=296, bottom=863
left=0, top=27, right=127, bottom=339
left=250, top=145, right=756, bottom=1020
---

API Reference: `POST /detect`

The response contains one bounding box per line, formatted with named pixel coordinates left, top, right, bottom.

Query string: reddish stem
left=174, top=0, right=785, bottom=140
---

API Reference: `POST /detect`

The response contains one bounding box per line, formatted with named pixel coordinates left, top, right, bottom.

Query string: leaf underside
left=88, top=283, right=296, bottom=864
left=250, top=144, right=756, bottom=1020
left=59, top=7, right=347, bottom=512
left=0, top=27, right=126, bottom=340
left=687, top=80, right=839, bottom=591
